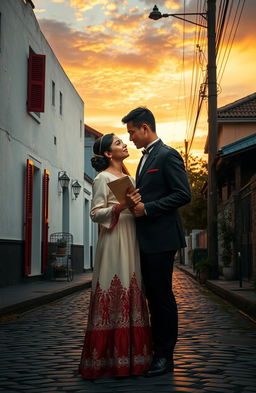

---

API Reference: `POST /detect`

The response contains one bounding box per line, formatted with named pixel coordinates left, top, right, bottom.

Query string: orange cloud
left=105, top=13, right=146, bottom=34
left=105, top=2, right=118, bottom=12
left=39, top=17, right=186, bottom=71
left=84, top=25, right=105, bottom=33
left=69, top=0, right=106, bottom=11
left=165, top=1, right=181, bottom=10
left=129, top=7, right=139, bottom=13
left=38, top=0, right=256, bottom=175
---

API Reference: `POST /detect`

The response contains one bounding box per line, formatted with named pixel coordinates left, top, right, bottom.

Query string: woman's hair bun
left=91, top=156, right=109, bottom=172
left=91, top=133, right=115, bottom=172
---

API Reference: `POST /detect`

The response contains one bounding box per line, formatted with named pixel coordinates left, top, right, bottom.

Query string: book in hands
left=107, top=176, right=135, bottom=206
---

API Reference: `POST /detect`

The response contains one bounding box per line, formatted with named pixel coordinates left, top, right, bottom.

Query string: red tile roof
left=84, top=124, right=103, bottom=138
left=217, top=92, right=256, bottom=119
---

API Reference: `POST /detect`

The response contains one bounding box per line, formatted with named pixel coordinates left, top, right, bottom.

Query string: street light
left=71, top=180, right=82, bottom=199
left=148, top=5, right=162, bottom=20
left=149, top=5, right=207, bottom=27
left=58, top=171, right=70, bottom=189
left=148, top=2, right=218, bottom=278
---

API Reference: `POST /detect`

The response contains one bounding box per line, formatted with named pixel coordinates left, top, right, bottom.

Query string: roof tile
left=217, top=92, right=256, bottom=119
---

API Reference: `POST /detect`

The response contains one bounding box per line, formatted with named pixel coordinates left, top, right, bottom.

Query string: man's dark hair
left=121, top=107, right=156, bottom=132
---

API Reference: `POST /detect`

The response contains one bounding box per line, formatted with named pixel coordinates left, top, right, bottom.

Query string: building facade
left=0, top=0, right=84, bottom=286
left=216, top=93, right=256, bottom=281
left=83, top=124, right=102, bottom=270
left=204, top=93, right=256, bottom=281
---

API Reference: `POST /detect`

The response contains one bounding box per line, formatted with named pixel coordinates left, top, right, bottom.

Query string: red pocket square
left=146, top=169, right=159, bottom=173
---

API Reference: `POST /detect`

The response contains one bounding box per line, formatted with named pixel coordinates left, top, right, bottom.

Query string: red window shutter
left=24, top=159, right=34, bottom=276
left=27, top=54, right=46, bottom=112
left=41, top=170, right=50, bottom=273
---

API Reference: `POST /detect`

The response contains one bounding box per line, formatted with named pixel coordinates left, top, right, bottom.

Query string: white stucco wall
left=0, top=1, right=84, bottom=273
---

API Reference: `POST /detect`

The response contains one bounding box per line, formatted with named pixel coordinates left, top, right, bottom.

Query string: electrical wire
left=186, top=0, right=246, bottom=154
left=218, top=0, right=246, bottom=83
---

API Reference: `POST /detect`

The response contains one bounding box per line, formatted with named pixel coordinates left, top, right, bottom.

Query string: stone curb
left=205, top=280, right=256, bottom=320
left=177, top=265, right=256, bottom=321
left=0, top=280, right=92, bottom=318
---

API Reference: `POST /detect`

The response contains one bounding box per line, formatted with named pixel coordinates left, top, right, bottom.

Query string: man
left=122, top=107, right=191, bottom=377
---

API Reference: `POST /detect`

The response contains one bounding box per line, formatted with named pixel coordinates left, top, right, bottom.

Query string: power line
left=186, top=0, right=246, bottom=153
left=218, top=0, right=246, bottom=83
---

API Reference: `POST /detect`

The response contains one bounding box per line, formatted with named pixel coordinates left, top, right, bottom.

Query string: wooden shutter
left=41, top=170, right=50, bottom=273
left=27, top=53, right=46, bottom=112
left=24, top=159, right=34, bottom=276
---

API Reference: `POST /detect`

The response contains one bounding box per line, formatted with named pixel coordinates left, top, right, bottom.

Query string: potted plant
left=56, top=238, right=67, bottom=254
left=219, top=208, right=234, bottom=280
left=195, top=257, right=210, bottom=284
left=52, top=261, right=67, bottom=278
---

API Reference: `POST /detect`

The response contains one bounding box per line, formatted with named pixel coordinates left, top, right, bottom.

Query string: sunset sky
left=35, top=0, right=256, bottom=175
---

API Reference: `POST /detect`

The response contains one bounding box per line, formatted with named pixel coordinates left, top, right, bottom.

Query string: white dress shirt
left=139, top=138, right=160, bottom=174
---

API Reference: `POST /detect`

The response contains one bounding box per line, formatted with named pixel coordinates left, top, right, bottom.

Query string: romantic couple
left=79, top=107, right=191, bottom=379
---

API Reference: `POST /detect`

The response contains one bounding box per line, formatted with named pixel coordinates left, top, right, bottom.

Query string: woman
left=79, top=133, right=152, bottom=379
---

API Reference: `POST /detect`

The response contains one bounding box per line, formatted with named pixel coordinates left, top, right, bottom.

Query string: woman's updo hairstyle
left=91, top=133, right=115, bottom=172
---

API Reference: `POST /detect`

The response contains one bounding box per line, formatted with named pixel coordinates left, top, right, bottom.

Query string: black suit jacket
left=135, top=139, right=191, bottom=253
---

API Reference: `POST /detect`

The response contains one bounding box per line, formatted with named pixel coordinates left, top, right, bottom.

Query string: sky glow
left=35, top=0, right=256, bottom=175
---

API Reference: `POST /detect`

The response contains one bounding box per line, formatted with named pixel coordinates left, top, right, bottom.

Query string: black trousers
left=140, top=250, right=178, bottom=358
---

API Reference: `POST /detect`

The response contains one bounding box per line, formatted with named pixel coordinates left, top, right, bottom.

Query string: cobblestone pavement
left=1, top=269, right=256, bottom=393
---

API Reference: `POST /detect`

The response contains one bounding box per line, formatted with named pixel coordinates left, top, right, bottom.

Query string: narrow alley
left=1, top=269, right=256, bottom=393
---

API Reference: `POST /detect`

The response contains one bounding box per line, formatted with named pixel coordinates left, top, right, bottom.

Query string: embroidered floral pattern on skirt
left=79, top=274, right=152, bottom=379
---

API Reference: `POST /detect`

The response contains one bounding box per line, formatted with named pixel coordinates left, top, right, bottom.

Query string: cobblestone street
left=1, top=269, right=256, bottom=393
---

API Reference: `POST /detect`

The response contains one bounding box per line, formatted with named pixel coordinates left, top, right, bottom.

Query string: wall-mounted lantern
left=58, top=171, right=70, bottom=189
left=72, top=180, right=82, bottom=199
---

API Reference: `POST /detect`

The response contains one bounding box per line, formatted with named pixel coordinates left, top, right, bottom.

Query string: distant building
left=83, top=125, right=130, bottom=269
left=83, top=124, right=102, bottom=270
left=0, top=0, right=84, bottom=286
left=205, top=93, right=256, bottom=280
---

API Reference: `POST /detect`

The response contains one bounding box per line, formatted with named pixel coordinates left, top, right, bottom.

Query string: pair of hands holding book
left=124, top=188, right=145, bottom=217
left=107, top=176, right=145, bottom=217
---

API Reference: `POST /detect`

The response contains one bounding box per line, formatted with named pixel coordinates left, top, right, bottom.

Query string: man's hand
left=130, top=202, right=145, bottom=217
left=126, top=188, right=141, bottom=207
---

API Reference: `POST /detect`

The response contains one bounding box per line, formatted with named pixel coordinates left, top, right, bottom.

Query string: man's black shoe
left=144, top=357, right=174, bottom=377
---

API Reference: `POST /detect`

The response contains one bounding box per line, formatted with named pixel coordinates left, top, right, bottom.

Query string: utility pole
left=149, top=2, right=219, bottom=277
left=207, top=0, right=218, bottom=278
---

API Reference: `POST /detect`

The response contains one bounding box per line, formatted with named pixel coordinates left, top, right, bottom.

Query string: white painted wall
left=0, top=0, right=84, bottom=275
left=83, top=179, right=98, bottom=270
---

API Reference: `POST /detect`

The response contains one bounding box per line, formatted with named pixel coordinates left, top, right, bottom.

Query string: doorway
left=30, top=166, right=41, bottom=275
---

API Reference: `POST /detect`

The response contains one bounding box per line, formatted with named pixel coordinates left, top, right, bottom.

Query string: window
left=27, top=51, right=46, bottom=113
left=52, top=81, right=55, bottom=106
left=59, top=91, right=63, bottom=115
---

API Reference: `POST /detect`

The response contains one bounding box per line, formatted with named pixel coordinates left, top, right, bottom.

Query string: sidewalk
left=177, top=264, right=256, bottom=321
left=0, top=272, right=92, bottom=319
left=1, top=267, right=256, bottom=323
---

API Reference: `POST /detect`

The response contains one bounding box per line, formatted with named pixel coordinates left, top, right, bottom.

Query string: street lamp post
left=149, top=2, right=218, bottom=277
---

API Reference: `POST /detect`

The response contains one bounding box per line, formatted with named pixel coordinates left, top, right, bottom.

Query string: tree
left=179, top=152, right=208, bottom=233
